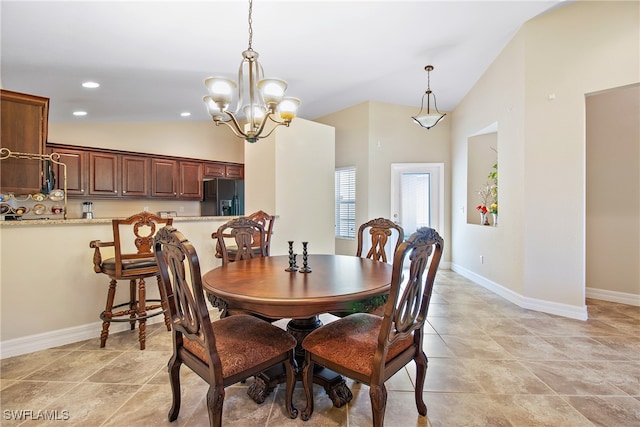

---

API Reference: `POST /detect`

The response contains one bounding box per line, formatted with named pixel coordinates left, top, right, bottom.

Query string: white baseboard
left=450, top=263, right=588, bottom=320
left=0, top=316, right=165, bottom=359
left=586, top=287, right=640, bottom=306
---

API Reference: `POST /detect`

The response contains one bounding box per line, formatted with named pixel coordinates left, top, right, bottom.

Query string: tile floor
left=1, top=270, right=639, bottom=426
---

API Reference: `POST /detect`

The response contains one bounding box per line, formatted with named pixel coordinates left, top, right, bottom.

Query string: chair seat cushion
left=302, top=313, right=414, bottom=377
left=101, top=257, right=157, bottom=271
left=183, top=314, right=296, bottom=379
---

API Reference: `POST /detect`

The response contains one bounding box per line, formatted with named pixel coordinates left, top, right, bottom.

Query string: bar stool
left=89, top=211, right=172, bottom=349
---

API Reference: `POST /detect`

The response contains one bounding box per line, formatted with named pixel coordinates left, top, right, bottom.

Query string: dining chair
left=89, top=211, right=172, bottom=350
left=211, top=217, right=278, bottom=321
left=153, top=226, right=298, bottom=427
left=301, top=227, right=444, bottom=427
left=332, top=217, right=405, bottom=317
left=212, top=210, right=275, bottom=260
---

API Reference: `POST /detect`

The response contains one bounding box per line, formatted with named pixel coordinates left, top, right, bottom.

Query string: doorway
left=391, top=163, right=444, bottom=237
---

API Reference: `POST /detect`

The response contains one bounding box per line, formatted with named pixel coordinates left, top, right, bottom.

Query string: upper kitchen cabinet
left=89, top=151, right=119, bottom=197
left=151, top=158, right=203, bottom=200
left=121, top=155, right=149, bottom=197
left=203, top=162, right=244, bottom=179
left=0, top=90, right=49, bottom=194
left=179, top=161, right=203, bottom=199
left=151, top=158, right=178, bottom=198
left=47, top=144, right=87, bottom=196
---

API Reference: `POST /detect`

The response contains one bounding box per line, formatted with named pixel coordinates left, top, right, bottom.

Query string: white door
left=391, top=163, right=444, bottom=237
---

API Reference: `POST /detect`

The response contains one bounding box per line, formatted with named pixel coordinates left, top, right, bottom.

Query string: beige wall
left=49, top=121, right=243, bottom=162
left=245, top=118, right=336, bottom=256
left=316, top=101, right=452, bottom=260
left=451, top=0, right=640, bottom=316
left=586, top=84, right=640, bottom=297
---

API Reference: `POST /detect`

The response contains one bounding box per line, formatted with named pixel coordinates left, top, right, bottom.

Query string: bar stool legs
left=99, top=276, right=171, bottom=350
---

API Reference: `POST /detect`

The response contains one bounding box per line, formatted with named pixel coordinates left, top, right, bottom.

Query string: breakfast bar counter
left=0, top=215, right=233, bottom=358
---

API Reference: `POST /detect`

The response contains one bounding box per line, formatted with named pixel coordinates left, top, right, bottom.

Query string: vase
left=492, top=213, right=498, bottom=226
left=480, top=212, right=489, bottom=226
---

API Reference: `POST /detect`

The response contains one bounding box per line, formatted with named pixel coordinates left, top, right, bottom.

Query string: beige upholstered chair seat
left=183, top=314, right=296, bottom=379
left=302, top=313, right=414, bottom=377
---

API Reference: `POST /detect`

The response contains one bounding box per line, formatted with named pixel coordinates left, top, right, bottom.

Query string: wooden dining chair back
left=356, top=217, right=404, bottom=263
left=153, top=226, right=298, bottom=427
left=332, top=217, right=404, bottom=317
left=215, top=217, right=267, bottom=265
left=246, top=210, right=276, bottom=255
left=89, top=211, right=172, bottom=349
left=301, top=227, right=444, bottom=427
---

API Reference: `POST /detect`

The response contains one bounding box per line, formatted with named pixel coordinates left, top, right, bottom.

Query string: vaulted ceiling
left=1, top=0, right=567, bottom=123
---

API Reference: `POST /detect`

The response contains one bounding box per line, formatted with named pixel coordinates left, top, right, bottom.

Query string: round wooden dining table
left=202, top=254, right=392, bottom=407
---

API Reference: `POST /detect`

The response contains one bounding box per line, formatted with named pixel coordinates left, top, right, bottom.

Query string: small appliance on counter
left=82, top=201, right=94, bottom=219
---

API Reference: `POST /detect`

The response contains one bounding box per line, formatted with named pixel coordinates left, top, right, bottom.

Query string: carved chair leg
left=137, top=278, right=147, bottom=350
left=100, top=279, right=117, bottom=348
left=156, top=275, right=171, bottom=331
left=129, top=279, right=137, bottom=330
left=369, top=383, right=388, bottom=427
left=206, top=384, right=225, bottom=427
left=414, top=352, right=428, bottom=416
left=300, top=355, right=315, bottom=421
left=167, top=355, right=182, bottom=422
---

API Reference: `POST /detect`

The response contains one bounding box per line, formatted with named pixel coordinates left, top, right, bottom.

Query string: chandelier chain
left=247, top=0, right=254, bottom=50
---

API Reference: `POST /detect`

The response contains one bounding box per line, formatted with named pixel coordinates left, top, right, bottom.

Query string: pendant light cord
left=247, top=0, right=254, bottom=50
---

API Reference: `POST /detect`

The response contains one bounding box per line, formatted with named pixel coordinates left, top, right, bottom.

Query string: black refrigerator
left=201, top=178, right=245, bottom=216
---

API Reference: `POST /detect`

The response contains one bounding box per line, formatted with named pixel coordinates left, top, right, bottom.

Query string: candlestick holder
left=285, top=241, right=298, bottom=272
left=299, top=241, right=312, bottom=273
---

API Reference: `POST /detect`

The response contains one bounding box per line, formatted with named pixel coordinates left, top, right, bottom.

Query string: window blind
left=335, top=167, right=356, bottom=238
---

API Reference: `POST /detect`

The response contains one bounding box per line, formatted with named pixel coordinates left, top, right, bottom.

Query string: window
left=335, top=167, right=356, bottom=238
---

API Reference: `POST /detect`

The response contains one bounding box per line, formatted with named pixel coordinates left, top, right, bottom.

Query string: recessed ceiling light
left=180, top=112, right=191, bottom=117
left=73, top=111, right=87, bottom=116
left=82, top=81, right=100, bottom=88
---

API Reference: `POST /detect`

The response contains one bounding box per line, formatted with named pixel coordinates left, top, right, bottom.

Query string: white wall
left=451, top=0, right=640, bottom=318
left=245, top=118, right=336, bottom=256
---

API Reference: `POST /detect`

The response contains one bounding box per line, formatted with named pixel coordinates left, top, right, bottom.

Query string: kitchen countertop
left=0, top=215, right=237, bottom=226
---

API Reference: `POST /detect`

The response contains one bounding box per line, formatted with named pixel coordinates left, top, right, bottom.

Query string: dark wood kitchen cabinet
left=151, top=158, right=177, bottom=198
left=89, top=152, right=119, bottom=197
left=179, top=161, right=203, bottom=199
left=121, top=155, right=149, bottom=197
left=0, top=90, right=49, bottom=194
left=203, top=162, right=244, bottom=179
left=48, top=145, right=87, bottom=196
left=44, top=143, right=242, bottom=201
left=151, top=159, right=202, bottom=199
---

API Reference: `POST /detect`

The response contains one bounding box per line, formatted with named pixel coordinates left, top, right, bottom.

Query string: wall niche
left=467, top=123, right=498, bottom=226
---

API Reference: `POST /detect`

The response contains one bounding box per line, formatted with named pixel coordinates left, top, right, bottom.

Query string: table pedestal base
left=246, top=316, right=353, bottom=408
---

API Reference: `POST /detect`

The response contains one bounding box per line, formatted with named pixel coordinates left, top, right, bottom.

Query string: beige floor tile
left=460, top=359, right=554, bottom=395
left=564, top=395, right=640, bottom=426
left=85, top=350, right=168, bottom=384
left=491, top=394, right=592, bottom=427
left=423, top=392, right=513, bottom=427
left=522, top=360, right=628, bottom=395
left=0, top=349, right=71, bottom=380
left=24, top=350, right=123, bottom=382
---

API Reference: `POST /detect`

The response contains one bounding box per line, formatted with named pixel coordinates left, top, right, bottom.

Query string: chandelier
left=203, top=0, right=299, bottom=143
left=411, top=65, right=446, bottom=130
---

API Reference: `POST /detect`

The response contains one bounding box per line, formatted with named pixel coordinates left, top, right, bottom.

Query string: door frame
left=390, top=163, right=444, bottom=237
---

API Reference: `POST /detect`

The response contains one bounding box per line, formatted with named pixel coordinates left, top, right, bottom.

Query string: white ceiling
left=1, top=0, right=567, bottom=124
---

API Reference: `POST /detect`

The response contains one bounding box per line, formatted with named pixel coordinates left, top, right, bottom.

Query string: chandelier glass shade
left=411, top=65, right=446, bottom=130
left=203, top=0, right=299, bottom=143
